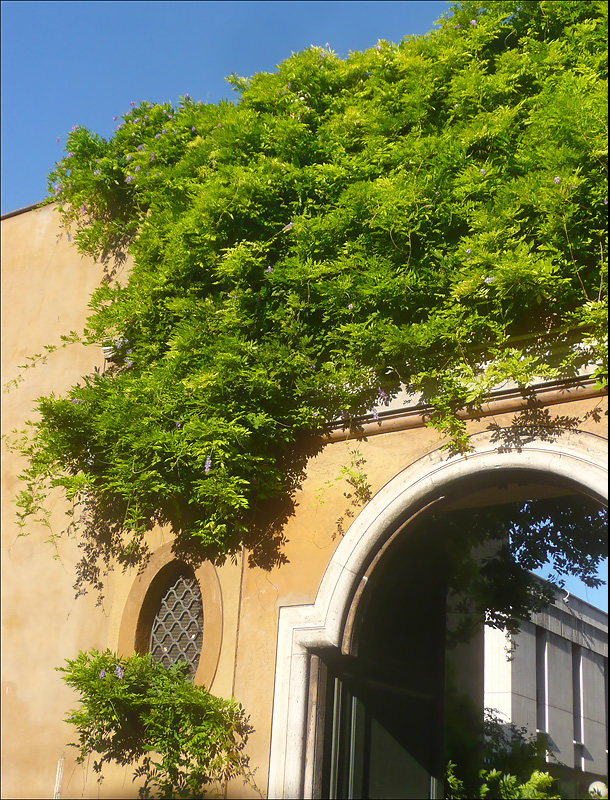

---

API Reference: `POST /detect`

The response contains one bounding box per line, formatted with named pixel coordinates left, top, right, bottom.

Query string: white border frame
left=267, top=429, right=608, bottom=798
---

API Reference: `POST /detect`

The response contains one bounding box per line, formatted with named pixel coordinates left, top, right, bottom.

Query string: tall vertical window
left=536, top=627, right=548, bottom=735
left=572, top=643, right=584, bottom=771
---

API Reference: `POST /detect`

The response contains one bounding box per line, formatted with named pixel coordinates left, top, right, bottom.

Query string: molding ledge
left=325, top=378, right=607, bottom=442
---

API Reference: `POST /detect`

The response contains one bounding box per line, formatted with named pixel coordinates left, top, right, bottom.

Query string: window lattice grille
left=149, top=573, right=204, bottom=677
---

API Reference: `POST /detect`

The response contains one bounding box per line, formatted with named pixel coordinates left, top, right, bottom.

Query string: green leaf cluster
left=57, top=650, right=255, bottom=798
left=446, top=761, right=561, bottom=799
left=14, top=0, right=607, bottom=569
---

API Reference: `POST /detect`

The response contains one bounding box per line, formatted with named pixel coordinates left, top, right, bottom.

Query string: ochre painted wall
left=2, top=206, right=607, bottom=799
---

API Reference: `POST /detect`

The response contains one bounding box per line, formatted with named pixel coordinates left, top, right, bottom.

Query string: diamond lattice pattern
left=149, top=573, right=204, bottom=677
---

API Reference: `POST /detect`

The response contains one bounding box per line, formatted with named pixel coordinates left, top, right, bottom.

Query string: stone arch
left=267, top=428, right=608, bottom=798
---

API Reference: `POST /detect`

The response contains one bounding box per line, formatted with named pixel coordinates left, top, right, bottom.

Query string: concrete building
left=2, top=203, right=608, bottom=799
left=485, top=588, right=608, bottom=797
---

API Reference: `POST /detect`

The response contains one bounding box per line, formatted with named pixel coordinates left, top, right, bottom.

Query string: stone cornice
left=325, top=377, right=607, bottom=442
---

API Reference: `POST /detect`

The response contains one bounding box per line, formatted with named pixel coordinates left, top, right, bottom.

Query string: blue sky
left=1, top=0, right=449, bottom=215
left=1, top=1, right=607, bottom=611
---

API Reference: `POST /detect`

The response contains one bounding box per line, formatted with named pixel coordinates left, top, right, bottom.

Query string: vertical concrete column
left=510, top=620, right=537, bottom=737
left=484, top=626, right=513, bottom=721
left=546, top=632, right=574, bottom=767
left=581, top=650, right=607, bottom=776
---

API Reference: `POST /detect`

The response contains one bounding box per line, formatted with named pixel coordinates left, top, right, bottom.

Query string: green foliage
left=446, top=761, right=561, bottom=799
left=439, top=496, right=608, bottom=641
left=10, top=0, right=608, bottom=577
left=57, top=650, right=255, bottom=798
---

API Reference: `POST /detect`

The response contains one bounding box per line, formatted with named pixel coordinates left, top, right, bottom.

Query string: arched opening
left=135, top=560, right=204, bottom=679
left=318, top=475, right=607, bottom=798
left=118, top=543, right=223, bottom=688
left=267, top=429, right=608, bottom=799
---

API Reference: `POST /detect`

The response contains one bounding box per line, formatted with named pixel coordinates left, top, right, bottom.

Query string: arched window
left=135, top=561, right=204, bottom=679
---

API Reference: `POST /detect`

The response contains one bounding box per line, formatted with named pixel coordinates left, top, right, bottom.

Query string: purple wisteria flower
left=115, top=665, right=124, bottom=679
left=376, top=44, right=382, bottom=50
left=125, top=176, right=134, bottom=183
left=466, top=248, right=471, bottom=254
left=378, top=389, right=388, bottom=402
left=192, top=126, right=196, bottom=132
left=71, top=125, right=77, bottom=131
left=605, top=199, right=608, bottom=205
left=162, top=128, right=167, bottom=134
left=480, top=168, right=487, bottom=176
left=99, top=669, right=106, bottom=679
left=113, top=116, right=118, bottom=121
left=470, top=19, right=477, bottom=26
left=163, top=109, right=167, bottom=114
left=175, top=421, right=182, bottom=428
left=484, top=276, right=496, bottom=284
left=54, top=184, right=62, bottom=196
left=554, top=176, right=561, bottom=184
left=125, top=359, right=134, bottom=367
left=216, top=123, right=223, bottom=128
left=347, top=303, right=354, bottom=310
left=204, top=455, right=212, bottom=474
left=155, top=133, right=161, bottom=139
left=266, top=266, right=273, bottom=273
left=137, top=144, right=144, bottom=151
left=184, top=93, right=190, bottom=101
left=66, top=152, right=74, bottom=159
left=67, top=233, right=72, bottom=242
left=282, top=222, right=294, bottom=232
left=135, top=166, right=141, bottom=172
left=126, top=154, right=132, bottom=161
left=130, top=101, right=135, bottom=106
left=454, top=24, right=461, bottom=29
left=372, top=409, right=380, bottom=421
left=93, top=169, right=101, bottom=175
left=150, top=152, right=155, bottom=162
left=117, top=124, right=123, bottom=130
left=56, top=137, right=60, bottom=143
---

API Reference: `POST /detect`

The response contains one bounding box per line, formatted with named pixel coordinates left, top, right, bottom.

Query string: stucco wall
left=1, top=205, right=136, bottom=799
left=2, top=206, right=607, bottom=799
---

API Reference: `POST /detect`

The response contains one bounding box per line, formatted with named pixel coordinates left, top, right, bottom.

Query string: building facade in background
left=2, top=204, right=607, bottom=799
left=485, top=589, right=608, bottom=798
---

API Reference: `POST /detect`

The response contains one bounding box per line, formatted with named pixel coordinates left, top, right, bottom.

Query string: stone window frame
left=267, top=428, right=608, bottom=798
left=118, top=542, right=223, bottom=689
